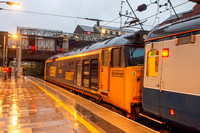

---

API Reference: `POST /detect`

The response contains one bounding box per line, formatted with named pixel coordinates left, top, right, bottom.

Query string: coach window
left=83, top=60, right=90, bottom=88
left=102, top=50, right=108, bottom=66
left=147, top=50, right=159, bottom=77
left=111, top=48, right=125, bottom=67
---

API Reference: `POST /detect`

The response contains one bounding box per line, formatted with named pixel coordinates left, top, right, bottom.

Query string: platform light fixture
left=101, top=29, right=106, bottom=34
left=0, top=1, right=20, bottom=8
left=11, top=45, right=16, bottom=48
left=6, top=2, right=20, bottom=8
left=11, top=34, right=19, bottom=39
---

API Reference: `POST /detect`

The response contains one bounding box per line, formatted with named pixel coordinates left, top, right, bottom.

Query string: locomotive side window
left=83, top=60, right=90, bottom=88
left=121, top=48, right=125, bottom=67
left=76, top=61, right=82, bottom=86
left=112, top=48, right=120, bottom=67
left=102, top=50, right=108, bottom=66
left=90, top=59, right=99, bottom=89
left=70, top=61, right=76, bottom=83
left=111, top=48, right=125, bottom=67
left=147, top=50, right=159, bottom=77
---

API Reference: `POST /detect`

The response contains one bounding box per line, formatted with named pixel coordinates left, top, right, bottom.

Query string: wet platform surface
left=0, top=76, right=157, bottom=133
left=0, top=77, right=89, bottom=133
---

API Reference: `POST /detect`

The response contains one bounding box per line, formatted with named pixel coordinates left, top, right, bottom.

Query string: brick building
left=74, top=24, right=134, bottom=38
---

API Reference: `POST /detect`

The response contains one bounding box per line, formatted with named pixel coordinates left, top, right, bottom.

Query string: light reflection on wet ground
left=0, top=77, right=90, bottom=133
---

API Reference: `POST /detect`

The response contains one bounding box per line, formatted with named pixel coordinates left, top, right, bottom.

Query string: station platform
left=0, top=76, right=157, bottom=133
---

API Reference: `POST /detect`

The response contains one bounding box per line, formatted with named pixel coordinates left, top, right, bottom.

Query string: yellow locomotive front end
left=100, top=45, right=144, bottom=118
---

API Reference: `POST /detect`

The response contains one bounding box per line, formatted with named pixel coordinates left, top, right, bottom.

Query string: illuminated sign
left=86, top=31, right=92, bottom=35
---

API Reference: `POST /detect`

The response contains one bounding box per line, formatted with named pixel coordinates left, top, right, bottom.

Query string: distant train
left=44, top=15, right=200, bottom=132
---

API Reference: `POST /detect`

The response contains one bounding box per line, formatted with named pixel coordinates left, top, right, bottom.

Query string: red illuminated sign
left=86, top=31, right=92, bottom=35
left=31, top=46, right=35, bottom=51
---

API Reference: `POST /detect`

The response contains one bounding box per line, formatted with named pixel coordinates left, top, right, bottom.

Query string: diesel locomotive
left=44, top=15, right=200, bottom=132
left=44, top=30, right=149, bottom=119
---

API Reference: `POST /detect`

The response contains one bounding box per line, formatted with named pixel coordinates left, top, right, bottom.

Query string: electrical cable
left=0, top=1, right=191, bottom=30
left=140, top=1, right=189, bottom=22
left=103, top=16, right=120, bottom=26
left=151, top=0, right=159, bottom=29
left=0, top=8, right=120, bottom=24
left=77, top=0, right=83, bottom=18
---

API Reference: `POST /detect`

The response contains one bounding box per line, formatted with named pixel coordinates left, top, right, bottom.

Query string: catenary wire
left=0, top=1, right=191, bottom=28
left=0, top=8, right=120, bottom=24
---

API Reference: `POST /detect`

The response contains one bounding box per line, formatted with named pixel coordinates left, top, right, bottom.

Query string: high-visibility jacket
left=2, top=67, right=8, bottom=73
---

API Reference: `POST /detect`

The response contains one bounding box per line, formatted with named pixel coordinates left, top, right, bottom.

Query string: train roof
left=47, top=30, right=149, bottom=61
left=147, top=14, right=200, bottom=41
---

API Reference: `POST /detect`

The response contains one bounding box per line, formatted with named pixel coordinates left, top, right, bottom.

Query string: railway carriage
left=144, top=15, right=200, bottom=131
left=45, top=30, right=149, bottom=117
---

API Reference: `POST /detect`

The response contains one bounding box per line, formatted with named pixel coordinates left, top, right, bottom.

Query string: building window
left=110, top=31, right=113, bottom=35
left=146, top=50, right=159, bottom=77
left=105, top=30, right=107, bottom=34
left=116, top=32, right=119, bottom=36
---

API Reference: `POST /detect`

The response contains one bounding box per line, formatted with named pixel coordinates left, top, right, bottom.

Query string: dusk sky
left=0, top=0, right=196, bottom=34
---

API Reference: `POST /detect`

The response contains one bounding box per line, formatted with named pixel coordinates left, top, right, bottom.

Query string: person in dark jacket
left=8, top=66, right=12, bottom=78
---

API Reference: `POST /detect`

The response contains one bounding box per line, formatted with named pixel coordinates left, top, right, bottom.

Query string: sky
left=0, top=0, right=196, bottom=34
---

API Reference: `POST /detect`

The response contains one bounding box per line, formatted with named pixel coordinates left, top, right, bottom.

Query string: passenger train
left=44, top=15, right=200, bottom=132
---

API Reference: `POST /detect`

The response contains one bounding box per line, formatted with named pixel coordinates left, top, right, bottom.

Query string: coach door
left=143, top=42, right=163, bottom=116
left=100, top=50, right=110, bottom=95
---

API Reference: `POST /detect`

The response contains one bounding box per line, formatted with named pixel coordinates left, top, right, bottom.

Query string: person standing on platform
left=13, top=58, right=18, bottom=79
left=8, top=66, right=12, bottom=78
left=2, top=66, right=8, bottom=80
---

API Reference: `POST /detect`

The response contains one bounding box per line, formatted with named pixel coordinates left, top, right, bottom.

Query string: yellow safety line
left=27, top=78, right=100, bottom=133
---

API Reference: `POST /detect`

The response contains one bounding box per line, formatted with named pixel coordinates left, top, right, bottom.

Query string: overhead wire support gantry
left=125, top=0, right=144, bottom=30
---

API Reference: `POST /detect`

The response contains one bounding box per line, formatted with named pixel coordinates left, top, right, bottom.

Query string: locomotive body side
left=44, top=31, right=148, bottom=117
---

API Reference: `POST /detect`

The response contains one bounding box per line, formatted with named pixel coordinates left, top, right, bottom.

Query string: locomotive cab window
left=146, top=50, right=159, bottom=77
left=126, top=46, right=144, bottom=66
left=111, top=47, right=125, bottom=67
